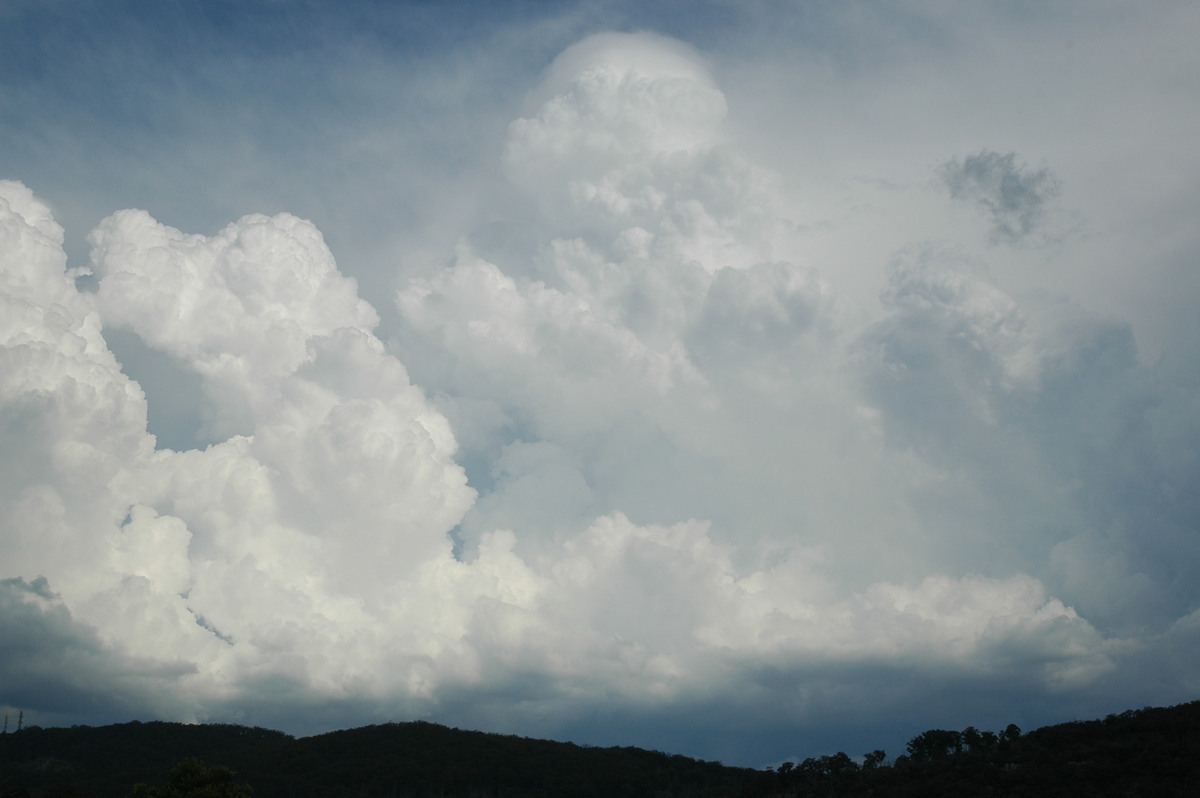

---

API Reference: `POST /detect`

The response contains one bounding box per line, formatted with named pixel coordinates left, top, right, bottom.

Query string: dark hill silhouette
left=2, top=700, right=1198, bottom=797
left=0, top=719, right=756, bottom=797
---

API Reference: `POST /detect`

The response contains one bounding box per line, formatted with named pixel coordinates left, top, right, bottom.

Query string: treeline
left=764, top=702, right=1200, bottom=796
left=2, top=701, right=1198, bottom=797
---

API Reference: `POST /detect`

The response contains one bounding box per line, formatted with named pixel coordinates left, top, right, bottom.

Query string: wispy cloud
left=939, top=150, right=1061, bottom=244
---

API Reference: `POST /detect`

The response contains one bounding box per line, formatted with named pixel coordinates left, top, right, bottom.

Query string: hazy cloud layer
left=2, top=1, right=1199, bottom=767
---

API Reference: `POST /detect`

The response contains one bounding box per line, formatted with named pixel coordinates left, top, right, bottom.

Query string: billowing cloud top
left=3, top=10, right=1200, bottom=766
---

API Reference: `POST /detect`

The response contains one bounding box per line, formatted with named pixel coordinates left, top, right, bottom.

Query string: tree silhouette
left=905, top=728, right=962, bottom=761
left=131, top=758, right=252, bottom=798
left=862, top=749, right=887, bottom=769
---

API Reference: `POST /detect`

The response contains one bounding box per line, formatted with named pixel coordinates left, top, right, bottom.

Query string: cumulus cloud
left=1, top=179, right=475, bottom=713
left=858, top=244, right=1198, bottom=630
left=503, top=32, right=780, bottom=275
left=1, top=160, right=1125, bottom=748
left=939, top=150, right=1062, bottom=244
left=0, top=576, right=197, bottom=725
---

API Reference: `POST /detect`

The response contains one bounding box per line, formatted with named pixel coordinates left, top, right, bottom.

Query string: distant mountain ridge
left=2, top=700, right=1198, bottom=797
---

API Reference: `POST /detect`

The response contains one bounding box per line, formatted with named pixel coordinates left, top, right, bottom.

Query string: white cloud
left=1, top=171, right=1124, bottom=740
left=504, top=32, right=780, bottom=275
left=89, top=210, right=380, bottom=437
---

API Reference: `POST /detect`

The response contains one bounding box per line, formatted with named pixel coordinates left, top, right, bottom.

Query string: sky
left=2, top=0, right=1199, bottom=768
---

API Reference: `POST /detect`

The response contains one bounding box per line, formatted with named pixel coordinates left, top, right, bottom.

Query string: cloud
left=939, top=150, right=1062, bottom=244
left=0, top=178, right=473, bottom=714
left=503, top=31, right=780, bottom=273
left=0, top=576, right=197, bottom=725
left=858, top=244, right=1197, bottom=630
left=88, top=209, right=474, bottom=592
left=2, top=168, right=1124, bottom=749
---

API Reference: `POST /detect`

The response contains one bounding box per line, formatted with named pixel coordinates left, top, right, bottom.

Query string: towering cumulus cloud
left=89, top=209, right=473, bottom=591
left=1, top=28, right=1196, bottom=765
left=1, top=179, right=480, bottom=721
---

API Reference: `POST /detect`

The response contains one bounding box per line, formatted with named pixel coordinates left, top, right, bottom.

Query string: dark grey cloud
left=0, top=576, right=195, bottom=727
left=940, top=150, right=1061, bottom=244
left=858, top=246, right=1200, bottom=631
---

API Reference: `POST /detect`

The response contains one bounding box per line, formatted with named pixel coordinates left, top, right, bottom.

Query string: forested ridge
left=2, top=700, right=1198, bottom=797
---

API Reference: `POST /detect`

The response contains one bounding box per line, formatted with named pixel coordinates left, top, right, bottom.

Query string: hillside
left=2, top=701, right=1198, bottom=797
left=0, top=719, right=757, bottom=797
